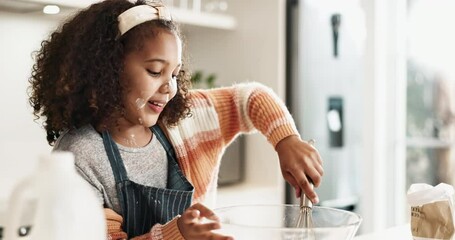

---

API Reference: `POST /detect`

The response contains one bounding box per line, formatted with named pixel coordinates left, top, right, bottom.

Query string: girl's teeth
left=150, top=101, right=164, bottom=107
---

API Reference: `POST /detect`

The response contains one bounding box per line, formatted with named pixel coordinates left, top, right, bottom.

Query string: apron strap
left=102, top=131, right=129, bottom=183
left=151, top=125, right=193, bottom=191
left=151, top=125, right=177, bottom=159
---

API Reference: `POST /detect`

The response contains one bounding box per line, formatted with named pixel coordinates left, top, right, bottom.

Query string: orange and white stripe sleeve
left=204, top=82, right=300, bottom=147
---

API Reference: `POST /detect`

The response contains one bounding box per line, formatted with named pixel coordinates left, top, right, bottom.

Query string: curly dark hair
left=28, top=0, right=192, bottom=145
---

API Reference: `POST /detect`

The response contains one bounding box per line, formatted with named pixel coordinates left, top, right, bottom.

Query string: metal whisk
left=294, top=139, right=316, bottom=240
left=296, top=184, right=316, bottom=239
left=296, top=183, right=314, bottom=228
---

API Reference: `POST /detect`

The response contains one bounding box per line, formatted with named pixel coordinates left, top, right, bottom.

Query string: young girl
left=28, top=0, right=323, bottom=239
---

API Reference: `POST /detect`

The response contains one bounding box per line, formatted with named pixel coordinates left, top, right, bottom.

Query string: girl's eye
left=147, top=69, right=161, bottom=77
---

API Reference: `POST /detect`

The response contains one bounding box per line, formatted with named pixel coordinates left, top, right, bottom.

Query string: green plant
left=190, top=70, right=217, bottom=89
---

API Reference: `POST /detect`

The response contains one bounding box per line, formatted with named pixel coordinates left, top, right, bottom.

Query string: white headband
left=118, top=4, right=172, bottom=36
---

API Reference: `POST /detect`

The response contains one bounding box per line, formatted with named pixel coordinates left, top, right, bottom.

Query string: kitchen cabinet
left=0, top=0, right=237, bottom=30
left=170, top=7, right=236, bottom=30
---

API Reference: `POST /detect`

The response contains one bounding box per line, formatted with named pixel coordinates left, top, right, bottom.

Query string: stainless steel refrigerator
left=285, top=0, right=366, bottom=212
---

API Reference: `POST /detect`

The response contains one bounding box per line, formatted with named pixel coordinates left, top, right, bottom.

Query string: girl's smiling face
left=120, top=29, right=182, bottom=128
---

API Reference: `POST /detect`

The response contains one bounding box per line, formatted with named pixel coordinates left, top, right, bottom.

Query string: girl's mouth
left=147, top=100, right=166, bottom=113
left=149, top=101, right=165, bottom=107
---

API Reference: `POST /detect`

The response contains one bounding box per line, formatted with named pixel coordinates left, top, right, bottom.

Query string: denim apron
left=102, top=125, right=194, bottom=238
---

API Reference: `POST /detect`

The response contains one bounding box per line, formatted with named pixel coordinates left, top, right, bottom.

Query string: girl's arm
left=204, top=82, right=299, bottom=146
left=204, top=82, right=322, bottom=203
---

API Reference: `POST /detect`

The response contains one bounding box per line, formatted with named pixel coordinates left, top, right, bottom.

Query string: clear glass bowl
left=213, top=204, right=362, bottom=240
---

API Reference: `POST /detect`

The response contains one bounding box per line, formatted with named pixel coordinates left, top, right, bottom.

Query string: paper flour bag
left=407, top=183, right=455, bottom=240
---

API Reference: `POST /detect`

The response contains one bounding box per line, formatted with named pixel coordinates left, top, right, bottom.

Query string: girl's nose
left=159, top=77, right=177, bottom=94
left=159, top=79, right=172, bottom=93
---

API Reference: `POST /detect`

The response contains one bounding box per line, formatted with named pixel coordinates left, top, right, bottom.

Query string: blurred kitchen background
left=0, top=0, right=454, bottom=237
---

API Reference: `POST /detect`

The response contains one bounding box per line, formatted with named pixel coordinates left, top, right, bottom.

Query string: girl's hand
left=276, top=135, right=324, bottom=204
left=177, top=203, right=234, bottom=240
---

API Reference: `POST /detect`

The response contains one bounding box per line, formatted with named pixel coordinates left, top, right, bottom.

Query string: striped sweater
left=106, top=82, right=300, bottom=239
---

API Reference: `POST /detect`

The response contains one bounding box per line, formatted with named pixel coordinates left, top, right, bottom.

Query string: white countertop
left=354, top=224, right=412, bottom=240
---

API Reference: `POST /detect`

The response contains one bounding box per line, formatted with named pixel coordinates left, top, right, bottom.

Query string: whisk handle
left=300, top=182, right=314, bottom=208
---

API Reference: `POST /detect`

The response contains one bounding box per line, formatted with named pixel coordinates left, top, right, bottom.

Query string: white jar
left=4, top=152, right=106, bottom=240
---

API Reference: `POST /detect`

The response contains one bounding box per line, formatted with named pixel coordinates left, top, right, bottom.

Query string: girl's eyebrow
left=145, top=58, right=182, bottom=67
left=145, top=58, right=166, bottom=63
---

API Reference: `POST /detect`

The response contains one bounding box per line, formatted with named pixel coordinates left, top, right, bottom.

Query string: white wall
left=0, top=11, right=57, bottom=202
